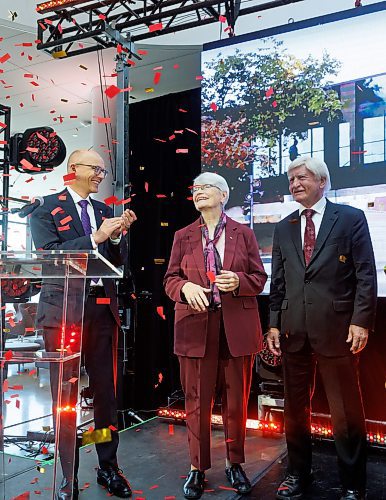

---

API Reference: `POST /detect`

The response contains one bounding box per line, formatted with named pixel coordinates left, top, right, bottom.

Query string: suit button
left=305, top=280, right=311, bottom=284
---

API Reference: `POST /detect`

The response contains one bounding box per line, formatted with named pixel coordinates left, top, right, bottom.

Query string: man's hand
left=346, top=324, right=368, bottom=354
left=181, top=282, right=211, bottom=312
left=93, top=218, right=123, bottom=244
left=111, top=209, right=138, bottom=239
left=215, top=270, right=240, bottom=293
left=267, top=327, right=282, bottom=356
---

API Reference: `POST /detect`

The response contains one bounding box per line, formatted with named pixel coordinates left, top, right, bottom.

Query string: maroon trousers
left=179, top=309, right=255, bottom=471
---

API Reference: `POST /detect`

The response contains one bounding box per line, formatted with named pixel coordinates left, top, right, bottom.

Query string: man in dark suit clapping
left=267, top=156, right=377, bottom=500
left=30, top=149, right=137, bottom=499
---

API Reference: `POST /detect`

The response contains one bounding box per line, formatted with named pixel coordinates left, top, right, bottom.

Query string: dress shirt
left=299, top=196, right=327, bottom=248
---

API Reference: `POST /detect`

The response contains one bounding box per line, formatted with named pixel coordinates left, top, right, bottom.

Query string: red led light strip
left=36, top=0, right=93, bottom=14
left=158, top=409, right=386, bottom=445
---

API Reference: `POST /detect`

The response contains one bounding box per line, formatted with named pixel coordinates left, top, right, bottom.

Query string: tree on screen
left=201, top=39, right=342, bottom=172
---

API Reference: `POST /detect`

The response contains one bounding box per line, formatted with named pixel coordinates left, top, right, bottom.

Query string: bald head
left=67, top=149, right=104, bottom=172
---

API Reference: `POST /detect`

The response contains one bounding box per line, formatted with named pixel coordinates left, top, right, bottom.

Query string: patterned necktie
left=78, top=199, right=92, bottom=235
left=303, top=208, right=316, bottom=266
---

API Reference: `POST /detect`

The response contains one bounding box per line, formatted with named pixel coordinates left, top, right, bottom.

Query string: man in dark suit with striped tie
left=267, top=156, right=377, bottom=500
left=30, top=149, right=137, bottom=499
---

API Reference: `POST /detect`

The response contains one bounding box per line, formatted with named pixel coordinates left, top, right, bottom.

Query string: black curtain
left=123, top=88, right=201, bottom=411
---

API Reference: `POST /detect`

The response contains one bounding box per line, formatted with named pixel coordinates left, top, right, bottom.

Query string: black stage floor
left=4, top=417, right=286, bottom=499
left=4, top=420, right=385, bottom=499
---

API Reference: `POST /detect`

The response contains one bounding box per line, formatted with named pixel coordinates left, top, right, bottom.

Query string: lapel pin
left=230, top=236, right=233, bottom=239
left=289, top=218, right=298, bottom=223
left=339, top=255, right=347, bottom=263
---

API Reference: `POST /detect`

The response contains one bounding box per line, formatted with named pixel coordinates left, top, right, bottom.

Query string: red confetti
left=272, top=100, right=278, bottom=108
left=168, top=424, right=174, bottom=435
left=5, top=350, right=13, bottom=361
left=51, top=207, right=64, bottom=216
left=0, top=53, right=11, bottom=64
left=58, top=225, right=70, bottom=232
left=105, top=85, right=120, bottom=99
left=41, top=446, right=49, bottom=454
left=265, top=87, right=274, bottom=97
left=149, top=485, right=159, bottom=490
left=104, top=195, right=119, bottom=205
left=108, top=425, right=117, bottom=431
left=68, top=377, right=78, bottom=384
left=210, top=102, right=218, bottom=112
left=219, top=15, right=227, bottom=22
left=156, top=194, right=167, bottom=198
left=206, top=271, right=216, bottom=283
left=154, top=72, right=161, bottom=85
left=60, top=215, right=73, bottom=226
left=156, top=306, right=166, bottom=320
left=176, top=149, right=189, bottom=154
left=149, top=22, right=163, bottom=32
left=63, top=172, right=76, bottom=183
left=97, top=116, right=111, bottom=124
left=36, top=132, right=48, bottom=143
left=96, top=297, right=111, bottom=305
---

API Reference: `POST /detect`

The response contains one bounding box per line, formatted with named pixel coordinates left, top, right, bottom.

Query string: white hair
left=287, top=156, right=331, bottom=192
left=193, top=172, right=230, bottom=206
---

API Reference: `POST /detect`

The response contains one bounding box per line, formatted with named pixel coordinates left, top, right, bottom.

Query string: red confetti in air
left=137, top=49, right=148, bottom=55
left=168, top=424, right=174, bottom=435
left=108, top=425, right=117, bottom=431
left=51, top=207, right=64, bottom=216
left=41, top=446, right=49, bottom=454
left=219, top=15, right=227, bottom=22
left=149, top=485, right=159, bottom=490
left=156, top=306, right=166, bottom=320
left=58, top=225, right=70, bottom=232
left=149, top=22, right=163, bottom=32
left=265, top=87, right=274, bottom=97
left=105, top=85, right=120, bottom=99
left=210, top=102, right=218, bottom=112
left=96, top=297, right=111, bottom=305
left=59, top=215, right=72, bottom=226
left=29, top=369, right=37, bottom=376
left=154, top=72, right=161, bottom=85
left=272, top=100, right=278, bottom=108
left=104, top=195, right=119, bottom=205
left=144, top=182, right=149, bottom=192
left=97, top=116, right=111, bottom=124
left=63, top=172, right=76, bottom=183
left=0, top=53, right=11, bottom=64
left=206, top=271, right=216, bottom=283
left=0, top=121, right=8, bottom=129
left=156, top=194, right=167, bottom=198
left=176, top=149, right=189, bottom=154
left=5, top=351, right=13, bottom=361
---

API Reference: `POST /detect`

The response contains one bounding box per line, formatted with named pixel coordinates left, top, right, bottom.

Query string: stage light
left=36, top=0, right=94, bottom=14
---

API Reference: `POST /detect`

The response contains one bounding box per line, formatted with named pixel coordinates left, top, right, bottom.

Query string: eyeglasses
left=74, top=163, right=108, bottom=178
left=190, top=184, right=221, bottom=194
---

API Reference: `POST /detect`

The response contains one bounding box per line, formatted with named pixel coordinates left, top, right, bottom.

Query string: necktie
left=303, top=208, right=316, bottom=266
left=78, top=199, right=92, bottom=235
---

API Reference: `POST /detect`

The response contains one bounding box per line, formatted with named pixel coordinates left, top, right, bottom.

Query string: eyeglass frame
left=73, top=163, right=108, bottom=178
left=190, top=184, right=222, bottom=194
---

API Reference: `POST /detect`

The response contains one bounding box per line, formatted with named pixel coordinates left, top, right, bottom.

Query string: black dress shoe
left=97, top=466, right=132, bottom=498
left=276, top=474, right=311, bottom=499
left=340, top=489, right=366, bottom=500
left=183, top=470, right=205, bottom=499
left=225, top=464, right=252, bottom=495
left=56, top=477, right=79, bottom=499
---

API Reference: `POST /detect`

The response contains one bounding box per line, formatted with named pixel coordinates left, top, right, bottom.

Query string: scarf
left=201, top=211, right=227, bottom=307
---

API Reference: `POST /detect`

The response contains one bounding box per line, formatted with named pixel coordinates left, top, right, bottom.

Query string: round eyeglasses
left=74, top=163, right=108, bottom=178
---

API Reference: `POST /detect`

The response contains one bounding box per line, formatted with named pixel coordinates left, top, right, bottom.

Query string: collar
left=67, top=186, right=92, bottom=206
left=298, top=196, right=326, bottom=216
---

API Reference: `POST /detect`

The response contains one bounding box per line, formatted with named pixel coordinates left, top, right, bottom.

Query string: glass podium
left=0, top=250, right=122, bottom=499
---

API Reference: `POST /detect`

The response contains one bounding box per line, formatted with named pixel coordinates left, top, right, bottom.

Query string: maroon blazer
left=164, top=216, right=267, bottom=358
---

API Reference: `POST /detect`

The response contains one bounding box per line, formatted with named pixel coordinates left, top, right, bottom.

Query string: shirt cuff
left=90, top=234, right=98, bottom=250
left=109, top=234, right=122, bottom=245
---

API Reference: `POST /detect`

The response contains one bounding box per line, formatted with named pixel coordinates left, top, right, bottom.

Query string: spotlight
left=36, top=0, right=95, bottom=15
left=11, top=127, right=66, bottom=175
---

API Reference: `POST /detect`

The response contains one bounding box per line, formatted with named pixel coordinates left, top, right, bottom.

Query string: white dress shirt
left=299, top=196, right=327, bottom=248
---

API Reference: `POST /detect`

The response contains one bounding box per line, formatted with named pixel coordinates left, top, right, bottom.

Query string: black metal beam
left=36, top=0, right=306, bottom=57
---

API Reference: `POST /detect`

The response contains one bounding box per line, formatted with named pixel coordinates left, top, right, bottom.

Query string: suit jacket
left=30, top=188, right=127, bottom=328
left=269, top=199, right=377, bottom=356
left=164, top=216, right=267, bottom=358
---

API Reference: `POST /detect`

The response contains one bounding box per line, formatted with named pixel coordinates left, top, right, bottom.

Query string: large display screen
left=201, top=3, right=386, bottom=295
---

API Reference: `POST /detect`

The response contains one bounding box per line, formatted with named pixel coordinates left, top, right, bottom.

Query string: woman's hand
left=215, top=270, right=240, bottom=293
left=181, top=282, right=211, bottom=312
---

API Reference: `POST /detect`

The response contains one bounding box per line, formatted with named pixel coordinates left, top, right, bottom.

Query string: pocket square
left=339, top=255, right=347, bottom=263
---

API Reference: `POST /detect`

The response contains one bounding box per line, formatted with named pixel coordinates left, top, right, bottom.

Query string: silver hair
left=287, top=156, right=331, bottom=192
left=193, top=172, right=230, bottom=206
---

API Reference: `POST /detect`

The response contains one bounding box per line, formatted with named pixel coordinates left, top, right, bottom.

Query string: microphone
left=14, top=197, right=45, bottom=218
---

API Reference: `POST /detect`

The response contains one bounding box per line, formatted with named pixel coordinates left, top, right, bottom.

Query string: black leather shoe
left=56, top=477, right=79, bottom=499
left=225, top=464, right=252, bottom=495
left=183, top=470, right=205, bottom=499
left=340, top=490, right=366, bottom=500
left=97, top=467, right=132, bottom=498
left=276, top=474, right=311, bottom=499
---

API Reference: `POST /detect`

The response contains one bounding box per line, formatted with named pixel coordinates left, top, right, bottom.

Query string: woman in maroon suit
left=164, top=172, right=267, bottom=499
